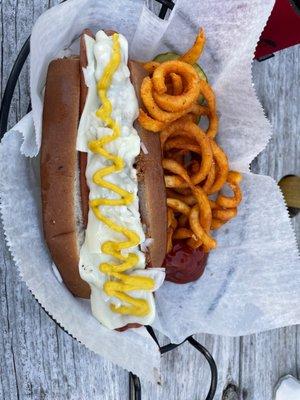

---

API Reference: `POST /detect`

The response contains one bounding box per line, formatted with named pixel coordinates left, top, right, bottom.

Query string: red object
left=255, top=0, right=300, bottom=59
left=164, top=242, right=208, bottom=284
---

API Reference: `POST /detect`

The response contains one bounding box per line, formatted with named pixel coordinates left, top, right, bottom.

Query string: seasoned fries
left=139, top=28, right=243, bottom=253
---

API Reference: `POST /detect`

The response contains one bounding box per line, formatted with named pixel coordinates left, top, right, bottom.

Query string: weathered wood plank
left=252, top=45, right=300, bottom=244
left=141, top=334, right=240, bottom=399
left=239, top=327, right=298, bottom=400
left=0, top=1, right=299, bottom=400
left=239, top=44, right=300, bottom=400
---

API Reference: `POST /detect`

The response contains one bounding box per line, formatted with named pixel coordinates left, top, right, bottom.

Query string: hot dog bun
left=129, top=60, right=167, bottom=268
left=41, top=58, right=90, bottom=298
left=41, top=31, right=167, bottom=301
left=79, top=29, right=94, bottom=228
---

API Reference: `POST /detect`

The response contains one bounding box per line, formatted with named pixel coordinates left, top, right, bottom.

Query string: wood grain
left=0, top=1, right=299, bottom=400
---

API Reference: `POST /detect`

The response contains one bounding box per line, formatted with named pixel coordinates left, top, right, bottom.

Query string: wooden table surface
left=0, top=1, right=299, bottom=399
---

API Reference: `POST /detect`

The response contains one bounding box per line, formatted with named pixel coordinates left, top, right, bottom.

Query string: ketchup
left=164, top=242, right=208, bottom=284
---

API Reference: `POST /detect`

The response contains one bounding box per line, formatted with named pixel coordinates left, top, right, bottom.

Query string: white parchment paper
left=0, top=0, right=299, bottom=381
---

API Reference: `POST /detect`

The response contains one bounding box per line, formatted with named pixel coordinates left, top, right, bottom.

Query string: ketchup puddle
left=163, top=242, right=208, bottom=284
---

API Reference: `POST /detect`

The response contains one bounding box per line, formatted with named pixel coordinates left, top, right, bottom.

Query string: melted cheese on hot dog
left=77, top=31, right=165, bottom=330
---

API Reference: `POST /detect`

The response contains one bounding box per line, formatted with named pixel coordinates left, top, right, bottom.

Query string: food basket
left=0, top=1, right=218, bottom=399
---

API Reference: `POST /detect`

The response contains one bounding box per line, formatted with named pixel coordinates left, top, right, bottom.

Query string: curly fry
left=187, top=237, right=202, bottom=249
left=199, top=80, right=218, bottom=138
left=167, top=198, right=191, bottom=216
left=138, top=109, right=167, bottom=132
left=199, top=80, right=216, bottom=114
left=215, top=171, right=243, bottom=208
left=167, top=207, right=178, bottom=253
left=207, top=140, right=229, bottom=194
left=167, top=229, right=174, bottom=253
left=189, top=205, right=216, bottom=250
left=212, top=207, right=237, bottom=221
left=143, top=61, right=160, bottom=74
left=163, top=159, right=212, bottom=233
left=165, top=139, right=202, bottom=154
left=138, top=29, right=243, bottom=254
left=167, top=207, right=178, bottom=229
left=141, top=77, right=187, bottom=123
left=152, top=61, right=201, bottom=111
left=189, top=104, right=210, bottom=116
left=170, top=73, right=183, bottom=95
left=216, top=181, right=242, bottom=208
left=173, top=187, right=192, bottom=195
left=167, top=190, right=197, bottom=207
left=173, top=228, right=195, bottom=240
left=211, top=219, right=226, bottom=230
left=228, top=171, right=243, bottom=184
left=162, top=121, right=213, bottom=185
left=179, top=28, right=206, bottom=64
left=192, top=186, right=212, bottom=232
left=202, top=162, right=216, bottom=193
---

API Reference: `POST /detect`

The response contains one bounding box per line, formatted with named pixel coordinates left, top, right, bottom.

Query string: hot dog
left=41, top=27, right=243, bottom=331
left=41, top=30, right=167, bottom=330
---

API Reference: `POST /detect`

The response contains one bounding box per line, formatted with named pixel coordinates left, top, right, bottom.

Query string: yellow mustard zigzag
left=88, top=33, right=154, bottom=317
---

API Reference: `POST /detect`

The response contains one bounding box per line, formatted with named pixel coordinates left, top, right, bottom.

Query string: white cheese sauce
left=77, top=31, right=165, bottom=330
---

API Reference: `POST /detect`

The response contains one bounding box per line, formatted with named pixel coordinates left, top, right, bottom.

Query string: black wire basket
left=0, top=1, right=218, bottom=399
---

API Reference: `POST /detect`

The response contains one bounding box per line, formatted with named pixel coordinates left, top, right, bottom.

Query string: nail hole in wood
left=222, top=383, right=239, bottom=400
